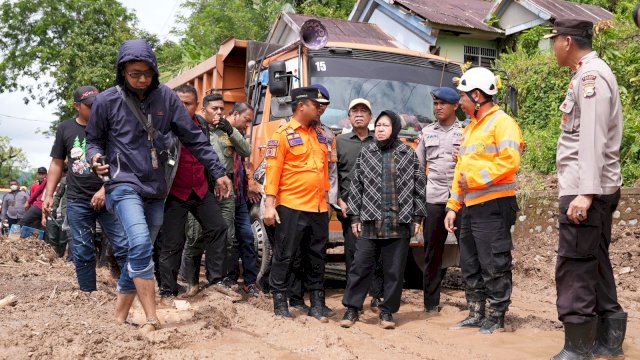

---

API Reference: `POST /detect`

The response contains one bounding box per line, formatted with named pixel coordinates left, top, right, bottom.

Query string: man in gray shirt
left=1, top=179, right=28, bottom=230
left=547, top=19, right=626, bottom=359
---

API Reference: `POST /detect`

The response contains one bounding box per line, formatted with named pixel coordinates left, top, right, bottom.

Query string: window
left=464, top=46, right=497, bottom=67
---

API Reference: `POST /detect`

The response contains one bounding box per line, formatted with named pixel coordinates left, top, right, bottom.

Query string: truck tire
left=250, top=204, right=272, bottom=291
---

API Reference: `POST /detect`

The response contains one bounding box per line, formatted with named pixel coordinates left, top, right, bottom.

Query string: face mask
left=10, top=185, right=18, bottom=191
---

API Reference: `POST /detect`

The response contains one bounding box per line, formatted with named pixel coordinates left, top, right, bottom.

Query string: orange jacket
left=447, top=106, right=524, bottom=212
left=264, top=118, right=330, bottom=212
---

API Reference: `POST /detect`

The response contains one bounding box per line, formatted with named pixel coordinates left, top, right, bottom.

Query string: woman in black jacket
left=340, top=110, right=426, bottom=329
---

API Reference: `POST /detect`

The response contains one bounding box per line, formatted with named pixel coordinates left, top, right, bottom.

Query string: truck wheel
left=250, top=205, right=272, bottom=290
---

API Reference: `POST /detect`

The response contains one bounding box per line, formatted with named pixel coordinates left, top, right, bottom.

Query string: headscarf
left=374, top=110, right=402, bottom=150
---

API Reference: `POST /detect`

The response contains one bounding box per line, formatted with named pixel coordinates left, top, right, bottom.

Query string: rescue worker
left=287, top=83, right=336, bottom=315
left=201, top=93, right=252, bottom=289
left=336, top=98, right=384, bottom=312
left=546, top=19, right=627, bottom=359
left=415, top=87, right=463, bottom=313
left=264, top=87, right=330, bottom=321
left=444, top=67, right=524, bottom=334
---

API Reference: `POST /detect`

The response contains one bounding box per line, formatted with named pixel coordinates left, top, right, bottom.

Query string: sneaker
left=244, top=284, right=260, bottom=298
left=222, top=277, right=237, bottom=288
left=380, top=312, right=396, bottom=329
left=340, top=307, right=359, bottom=328
left=370, top=297, right=382, bottom=314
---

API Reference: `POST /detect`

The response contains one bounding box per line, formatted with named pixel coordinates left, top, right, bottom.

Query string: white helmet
left=457, top=67, right=498, bottom=95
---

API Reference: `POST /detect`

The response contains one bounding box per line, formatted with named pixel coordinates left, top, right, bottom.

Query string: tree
left=0, top=0, right=149, bottom=134
left=0, top=136, right=29, bottom=184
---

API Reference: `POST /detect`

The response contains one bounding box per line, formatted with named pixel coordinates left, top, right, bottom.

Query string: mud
left=1, top=221, right=640, bottom=359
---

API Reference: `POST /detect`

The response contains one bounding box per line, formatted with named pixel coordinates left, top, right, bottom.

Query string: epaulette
left=274, top=123, right=290, bottom=134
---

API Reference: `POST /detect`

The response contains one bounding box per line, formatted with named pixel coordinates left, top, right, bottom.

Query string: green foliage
left=0, top=136, right=29, bottom=184
left=298, top=0, right=356, bottom=19
left=0, top=0, right=143, bottom=134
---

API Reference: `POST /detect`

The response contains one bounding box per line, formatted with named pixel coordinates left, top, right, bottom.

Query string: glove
left=217, top=118, right=234, bottom=136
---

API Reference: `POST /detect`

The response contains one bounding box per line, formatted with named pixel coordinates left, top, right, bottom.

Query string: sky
left=0, top=0, right=185, bottom=170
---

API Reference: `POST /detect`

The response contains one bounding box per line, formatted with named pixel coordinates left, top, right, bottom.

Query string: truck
left=166, top=12, right=465, bottom=287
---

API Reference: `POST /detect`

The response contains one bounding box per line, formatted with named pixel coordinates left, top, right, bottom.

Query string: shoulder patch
left=266, top=147, right=278, bottom=158
left=581, top=74, right=597, bottom=98
left=267, top=140, right=279, bottom=147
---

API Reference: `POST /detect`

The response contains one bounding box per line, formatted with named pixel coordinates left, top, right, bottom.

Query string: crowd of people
left=0, top=18, right=629, bottom=359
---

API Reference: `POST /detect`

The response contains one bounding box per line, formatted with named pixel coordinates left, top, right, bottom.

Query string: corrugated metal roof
left=394, top=0, right=503, bottom=33
left=528, top=0, right=613, bottom=23
left=286, top=13, right=400, bottom=47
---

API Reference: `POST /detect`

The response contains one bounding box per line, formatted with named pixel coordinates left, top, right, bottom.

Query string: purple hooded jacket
left=86, top=39, right=226, bottom=199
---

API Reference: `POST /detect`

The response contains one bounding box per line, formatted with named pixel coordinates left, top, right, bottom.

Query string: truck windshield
left=309, top=55, right=460, bottom=138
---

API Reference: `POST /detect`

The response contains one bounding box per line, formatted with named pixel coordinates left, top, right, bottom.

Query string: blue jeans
left=67, top=199, right=128, bottom=292
left=106, top=185, right=164, bottom=293
left=235, top=201, right=257, bottom=285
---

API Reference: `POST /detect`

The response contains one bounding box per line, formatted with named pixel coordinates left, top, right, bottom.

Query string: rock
left=625, top=207, right=632, bottom=214
left=619, top=267, right=633, bottom=275
left=535, top=225, right=542, bottom=233
left=629, top=219, right=638, bottom=226
left=534, top=255, right=545, bottom=262
left=536, top=208, right=543, bottom=216
left=174, top=300, right=191, bottom=311
left=619, top=220, right=627, bottom=226
left=613, top=211, right=621, bottom=219
left=547, top=218, right=555, bottom=224
left=529, top=229, right=534, bottom=234
left=546, top=226, right=553, bottom=233
left=519, top=215, right=527, bottom=222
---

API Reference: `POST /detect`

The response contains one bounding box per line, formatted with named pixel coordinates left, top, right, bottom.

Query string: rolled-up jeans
left=67, top=199, right=128, bottom=292
left=106, top=185, right=164, bottom=294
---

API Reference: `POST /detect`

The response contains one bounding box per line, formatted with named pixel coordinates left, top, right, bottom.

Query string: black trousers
left=157, top=191, right=227, bottom=292
left=269, top=205, right=328, bottom=293
left=459, top=196, right=517, bottom=314
left=343, top=236, right=409, bottom=313
left=423, top=203, right=460, bottom=309
left=556, top=190, right=623, bottom=324
left=19, top=206, right=43, bottom=229
left=338, top=212, right=383, bottom=299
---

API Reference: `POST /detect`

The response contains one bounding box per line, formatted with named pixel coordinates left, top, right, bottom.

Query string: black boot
left=273, top=292, right=292, bottom=318
left=593, top=312, right=627, bottom=358
left=340, top=307, right=359, bottom=328
left=551, top=318, right=597, bottom=360
left=452, top=301, right=485, bottom=329
left=479, top=308, right=505, bottom=335
left=308, top=290, right=328, bottom=323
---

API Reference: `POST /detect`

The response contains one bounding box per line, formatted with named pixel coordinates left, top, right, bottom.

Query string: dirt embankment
left=1, top=195, right=640, bottom=359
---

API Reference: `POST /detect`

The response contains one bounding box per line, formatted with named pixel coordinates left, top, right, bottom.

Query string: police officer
left=415, top=87, right=463, bottom=313
left=444, top=67, right=524, bottom=334
left=264, top=87, right=330, bottom=321
left=202, top=93, right=252, bottom=288
left=546, top=19, right=627, bottom=359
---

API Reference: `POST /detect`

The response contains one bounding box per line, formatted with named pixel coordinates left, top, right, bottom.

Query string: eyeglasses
left=126, top=71, right=154, bottom=79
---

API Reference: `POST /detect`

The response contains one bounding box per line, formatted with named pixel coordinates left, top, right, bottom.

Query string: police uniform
left=416, top=93, right=463, bottom=311
left=553, top=26, right=624, bottom=325
left=265, top=116, right=330, bottom=294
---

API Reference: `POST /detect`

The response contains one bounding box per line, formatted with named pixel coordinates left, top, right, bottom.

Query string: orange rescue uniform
left=447, top=105, right=524, bottom=212
left=264, top=118, right=330, bottom=213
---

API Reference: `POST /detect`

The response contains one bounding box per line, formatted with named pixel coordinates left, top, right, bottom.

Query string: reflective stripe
left=499, top=139, right=522, bottom=154
left=460, top=144, right=499, bottom=155
left=483, top=110, right=505, bottom=133
left=451, top=192, right=465, bottom=202
left=465, top=183, right=516, bottom=201
left=480, top=168, right=493, bottom=186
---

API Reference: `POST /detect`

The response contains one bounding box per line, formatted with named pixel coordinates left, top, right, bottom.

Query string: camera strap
left=116, top=85, right=159, bottom=169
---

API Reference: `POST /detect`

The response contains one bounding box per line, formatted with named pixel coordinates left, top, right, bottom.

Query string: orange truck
left=166, top=13, right=464, bottom=286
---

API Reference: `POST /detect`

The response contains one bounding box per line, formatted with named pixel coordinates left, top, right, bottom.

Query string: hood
left=116, top=39, right=160, bottom=90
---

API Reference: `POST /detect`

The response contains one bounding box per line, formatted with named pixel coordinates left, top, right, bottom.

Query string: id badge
left=150, top=147, right=159, bottom=169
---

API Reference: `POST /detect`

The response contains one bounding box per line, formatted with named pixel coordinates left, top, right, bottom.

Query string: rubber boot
left=479, top=308, right=505, bottom=334
left=273, top=292, right=292, bottom=318
left=551, top=318, right=597, bottom=360
left=593, top=312, right=627, bottom=358
left=308, top=290, right=328, bottom=323
left=452, top=301, right=485, bottom=329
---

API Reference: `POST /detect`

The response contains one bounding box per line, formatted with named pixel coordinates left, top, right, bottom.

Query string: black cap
left=37, top=167, right=47, bottom=174
left=290, top=87, right=329, bottom=104
left=73, top=86, right=99, bottom=105
left=544, top=18, right=594, bottom=39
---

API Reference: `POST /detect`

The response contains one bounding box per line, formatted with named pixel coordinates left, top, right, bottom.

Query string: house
left=349, top=0, right=504, bottom=65
left=349, top=0, right=613, bottom=64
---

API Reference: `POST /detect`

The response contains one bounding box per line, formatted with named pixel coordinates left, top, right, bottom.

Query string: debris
left=0, top=294, right=18, bottom=308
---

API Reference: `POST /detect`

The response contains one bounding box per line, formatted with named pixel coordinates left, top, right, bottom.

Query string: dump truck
left=166, top=12, right=465, bottom=287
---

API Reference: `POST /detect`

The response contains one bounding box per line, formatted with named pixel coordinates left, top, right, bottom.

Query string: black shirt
left=50, top=119, right=103, bottom=200
left=336, top=130, right=374, bottom=201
